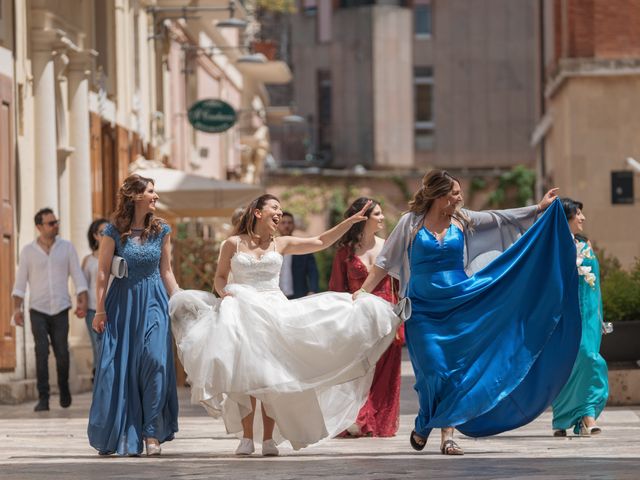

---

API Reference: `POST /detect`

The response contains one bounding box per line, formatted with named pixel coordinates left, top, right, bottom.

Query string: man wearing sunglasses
left=12, top=207, right=88, bottom=412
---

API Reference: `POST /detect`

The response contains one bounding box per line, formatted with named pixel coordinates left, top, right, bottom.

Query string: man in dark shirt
left=277, top=212, right=319, bottom=299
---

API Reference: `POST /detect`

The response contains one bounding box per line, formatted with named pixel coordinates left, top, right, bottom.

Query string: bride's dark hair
left=232, top=194, right=280, bottom=238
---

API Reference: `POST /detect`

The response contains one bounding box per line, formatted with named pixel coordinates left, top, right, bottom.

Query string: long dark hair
left=111, top=174, right=165, bottom=244
left=87, top=218, right=108, bottom=251
left=232, top=194, right=280, bottom=238
left=408, top=169, right=470, bottom=226
left=337, top=197, right=380, bottom=251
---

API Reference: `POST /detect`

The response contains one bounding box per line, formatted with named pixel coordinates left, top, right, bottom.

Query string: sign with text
left=188, top=99, right=237, bottom=133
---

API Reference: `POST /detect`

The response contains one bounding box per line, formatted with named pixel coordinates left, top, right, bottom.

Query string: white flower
left=584, top=272, right=596, bottom=287
left=575, top=241, right=596, bottom=288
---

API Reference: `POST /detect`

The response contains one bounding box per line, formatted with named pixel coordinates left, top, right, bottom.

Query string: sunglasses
left=42, top=220, right=59, bottom=227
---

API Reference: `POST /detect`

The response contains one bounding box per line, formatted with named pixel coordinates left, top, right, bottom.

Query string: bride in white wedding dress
left=169, top=194, right=401, bottom=456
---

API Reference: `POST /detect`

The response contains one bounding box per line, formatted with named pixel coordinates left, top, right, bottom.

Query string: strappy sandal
left=410, top=430, right=427, bottom=451
left=579, top=421, right=602, bottom=437
left=440, top=439, right=464, bottom=455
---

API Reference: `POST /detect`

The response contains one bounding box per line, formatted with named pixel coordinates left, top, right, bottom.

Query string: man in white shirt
left=12, top=208, right=88, bottom=412
left=277, top=212, right=319, bottom=299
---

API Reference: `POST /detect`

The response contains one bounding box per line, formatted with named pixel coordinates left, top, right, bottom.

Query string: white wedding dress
left=169, top=247, right=401, bottom=450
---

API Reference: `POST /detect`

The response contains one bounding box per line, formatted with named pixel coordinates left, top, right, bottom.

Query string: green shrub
left=601, top=259, right=640, bottom=322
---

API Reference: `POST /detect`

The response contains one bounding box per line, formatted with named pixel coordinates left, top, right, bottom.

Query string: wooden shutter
left=0, top=74, right=16, bottom=371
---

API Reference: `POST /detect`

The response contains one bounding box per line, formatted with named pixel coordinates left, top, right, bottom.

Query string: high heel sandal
left=579, top=421, right=602, bottom=437
left=440, top=439, right=464, bottom=455
left=145, top=440, right=161, bottom=456
left=410, top=430, right=427, bottom=451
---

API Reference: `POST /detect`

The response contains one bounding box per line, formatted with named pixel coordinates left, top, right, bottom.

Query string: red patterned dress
left=329, top=245, right=404, bottom=437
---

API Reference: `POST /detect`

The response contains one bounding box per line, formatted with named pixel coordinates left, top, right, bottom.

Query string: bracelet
left=94, top=312, right=106, bottom=317
left=358, top=288, right=367, bottom=294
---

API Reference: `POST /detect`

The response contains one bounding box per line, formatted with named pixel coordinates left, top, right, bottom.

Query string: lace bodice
left=230, top=251, right=283, bottom=291
left=103, top=223, right=170, bottom=283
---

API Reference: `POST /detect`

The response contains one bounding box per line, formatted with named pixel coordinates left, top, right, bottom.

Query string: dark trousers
left=30, top=309, right=70, bottom=400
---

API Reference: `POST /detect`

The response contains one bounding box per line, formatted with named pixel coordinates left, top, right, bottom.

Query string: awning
left=131, top=167, right=263, bottom=218
left=236, top=59, right=292, bottom=84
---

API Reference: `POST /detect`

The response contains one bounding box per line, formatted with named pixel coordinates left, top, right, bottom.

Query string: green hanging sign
left=187, top=99, right=237, bottom=133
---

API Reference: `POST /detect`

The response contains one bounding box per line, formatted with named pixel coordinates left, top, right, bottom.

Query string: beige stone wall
left=545, top=75, right=640, bottom=267
left=372, top=7, right=413, bottom=169
left=419, top=0, right=538, bottom=170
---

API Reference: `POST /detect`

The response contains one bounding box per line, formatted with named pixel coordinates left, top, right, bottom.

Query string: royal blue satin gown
left=406, top=201, right=581, bottom=439
left=88, top=223, right=178, bottom=455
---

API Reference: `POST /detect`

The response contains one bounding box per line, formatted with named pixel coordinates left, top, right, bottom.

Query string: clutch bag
left=111, top=255, right=128, bottom=278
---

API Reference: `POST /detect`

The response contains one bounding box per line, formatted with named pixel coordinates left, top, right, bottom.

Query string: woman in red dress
left=329, top=197, right=404, bottom=437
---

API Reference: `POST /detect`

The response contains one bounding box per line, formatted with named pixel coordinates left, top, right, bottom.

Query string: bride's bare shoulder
left=222, top=236, right=241, bottom=251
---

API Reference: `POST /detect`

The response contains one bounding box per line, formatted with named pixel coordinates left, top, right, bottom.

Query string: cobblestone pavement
left=1, top=360, right=639, bottom=479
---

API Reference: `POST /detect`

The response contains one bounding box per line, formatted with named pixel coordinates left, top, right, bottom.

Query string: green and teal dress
left=552, top=240, right=609, bottom=433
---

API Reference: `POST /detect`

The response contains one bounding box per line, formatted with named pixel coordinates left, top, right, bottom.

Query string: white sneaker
left=262, top=439, right=279, bottom=457
left=235, top=438, right=255, bottom=456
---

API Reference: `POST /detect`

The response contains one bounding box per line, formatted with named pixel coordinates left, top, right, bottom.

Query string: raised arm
left=279, top=201, right=371, bottom=256
left=160, top=234, right=180, bottom=298
left=467, top=188, right=559, bottom=231
left=93, top=235, right=115, bottom=334
left=214, top=237, right=237, bottom=297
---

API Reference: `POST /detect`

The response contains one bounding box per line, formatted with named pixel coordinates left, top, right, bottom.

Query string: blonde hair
left=409, top=170, right=470, bottom=226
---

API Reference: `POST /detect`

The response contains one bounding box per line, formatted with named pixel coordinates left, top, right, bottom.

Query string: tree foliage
left=254, top=0, right=297, bottom=13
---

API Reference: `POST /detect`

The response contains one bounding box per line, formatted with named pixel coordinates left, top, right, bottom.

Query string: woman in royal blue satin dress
left=355, top=170, right=582, bottom=455
left=88, top=174, right=180, bottom=456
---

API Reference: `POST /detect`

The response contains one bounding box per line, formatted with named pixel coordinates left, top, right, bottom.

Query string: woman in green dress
left=552, top=198, right=609, bottom=436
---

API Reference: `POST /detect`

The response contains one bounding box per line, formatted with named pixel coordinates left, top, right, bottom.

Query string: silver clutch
left=393, top=296, right=412, bottom=321
left=111, top=255, right=128, bottom=278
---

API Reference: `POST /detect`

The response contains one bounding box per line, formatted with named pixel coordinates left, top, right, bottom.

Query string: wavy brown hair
left=409, top=170, right=470, bottom=227
left=337, top=197, right=380, bottom=253
left=232, top=194, right=280, bottom=239
left=111, top=174, right=165, bottom=244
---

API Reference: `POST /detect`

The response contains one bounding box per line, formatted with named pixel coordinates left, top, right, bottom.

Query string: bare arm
left=352, top=265, right=388, bottom=300
left=538, top=188, right=559, bottom=212
left=93, top=235, right=115, bottom=334
left=160, top=234, right=180, bottom=297
left=214, top=237, right=237, bottom=297
left=279, top=201, right=371, bottom=255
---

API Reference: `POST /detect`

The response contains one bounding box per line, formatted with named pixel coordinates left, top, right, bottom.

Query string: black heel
left=410, top=430, right=427, bottom=451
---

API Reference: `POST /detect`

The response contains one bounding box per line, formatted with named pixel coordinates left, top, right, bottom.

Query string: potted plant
left=599, top=258, right=640, bottom=363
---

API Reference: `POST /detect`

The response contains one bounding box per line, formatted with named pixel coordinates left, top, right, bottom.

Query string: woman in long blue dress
left=551, top=198, right=609, bottom=436
left=88, top=174, right=180, bottom=456
left=355, top=170, right=582, bottom=455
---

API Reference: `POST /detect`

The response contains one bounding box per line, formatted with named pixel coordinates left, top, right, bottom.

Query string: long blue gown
left=406, top=201, right=582, bottom=439
left=88, top=223, right=179, bottom=455
left=552, top=241, right=609, bottom=433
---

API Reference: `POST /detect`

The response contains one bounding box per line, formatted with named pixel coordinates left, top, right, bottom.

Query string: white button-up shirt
left=12, top=237, right=88, bottom=315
